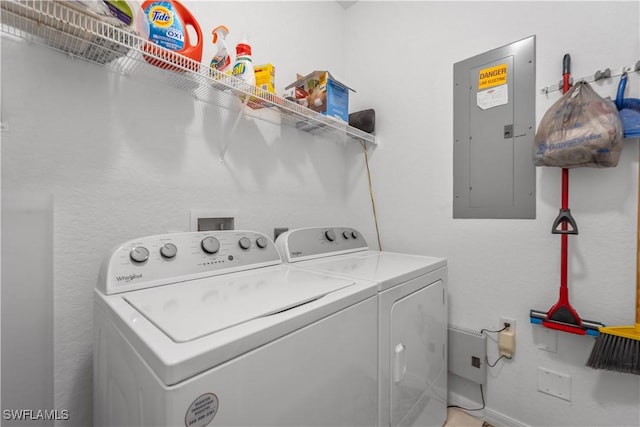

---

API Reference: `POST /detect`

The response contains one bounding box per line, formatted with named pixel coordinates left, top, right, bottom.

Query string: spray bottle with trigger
left=210, top=25, right=232, bottom=81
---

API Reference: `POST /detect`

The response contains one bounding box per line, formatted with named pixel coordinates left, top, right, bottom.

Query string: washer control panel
left=98, top=231, right=281, bottom=295
left=275, top=227, right=369, bottom=262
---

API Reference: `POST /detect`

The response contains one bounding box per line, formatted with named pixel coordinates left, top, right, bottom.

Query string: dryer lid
left=124, top=267, right=355, bottom=343
left=301, top=251, right=446, bottom=291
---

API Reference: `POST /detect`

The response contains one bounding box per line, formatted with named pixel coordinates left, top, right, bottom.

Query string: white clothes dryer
left=94, top=230, right=379, bottom=427
left=276, top=227, right=448, bottom=427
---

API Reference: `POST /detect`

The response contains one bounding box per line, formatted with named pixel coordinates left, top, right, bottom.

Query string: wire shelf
left=1, top=0, right=376, bottom=146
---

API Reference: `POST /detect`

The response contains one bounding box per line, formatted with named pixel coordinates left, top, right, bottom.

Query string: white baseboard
left=483, top=407, right=529, bottom=427
left=448, top=391, right=530, bottom=427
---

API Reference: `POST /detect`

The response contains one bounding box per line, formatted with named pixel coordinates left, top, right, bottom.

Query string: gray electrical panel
left=453, top=36, right=536, bottom=219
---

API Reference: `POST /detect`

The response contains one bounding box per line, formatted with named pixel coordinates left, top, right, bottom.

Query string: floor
left=444, top=408, right=493, bottom=427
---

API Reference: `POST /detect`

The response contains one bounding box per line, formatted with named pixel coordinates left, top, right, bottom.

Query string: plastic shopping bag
left=533, top=81, right=623, bottom=168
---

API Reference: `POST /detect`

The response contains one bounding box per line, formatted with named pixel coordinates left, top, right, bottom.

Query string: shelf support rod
left=220, top=95, right=251, bottom=164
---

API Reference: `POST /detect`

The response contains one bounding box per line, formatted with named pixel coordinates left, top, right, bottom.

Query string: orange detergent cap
left=211, top=25, right=229, bottom=43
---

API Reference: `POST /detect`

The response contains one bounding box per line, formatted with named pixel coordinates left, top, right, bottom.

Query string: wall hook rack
left=594, top=68, right=611, bottom=81
left=540, top=60, right=640, bottom=95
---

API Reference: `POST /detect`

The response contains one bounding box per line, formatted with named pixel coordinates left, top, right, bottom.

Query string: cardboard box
left=284, top=71, right=354, bottom=122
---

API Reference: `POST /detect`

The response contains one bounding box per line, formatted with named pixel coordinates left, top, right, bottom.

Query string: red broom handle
left=561, top=168, right=569, bottom=209
left=560, top=171, right=569, bottom=300
left=560, top=54, right=571, bottom=299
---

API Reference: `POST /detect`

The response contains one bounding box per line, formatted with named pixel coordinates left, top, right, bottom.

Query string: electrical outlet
left=498, top=316, right=516, bottom=358
left=499, top=316, right=516, bottom=332
left=274, top=227, right=289, bottom=241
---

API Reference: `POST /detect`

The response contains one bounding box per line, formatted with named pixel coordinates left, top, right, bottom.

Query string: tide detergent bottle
left=141, top=0, right=202, bottom=71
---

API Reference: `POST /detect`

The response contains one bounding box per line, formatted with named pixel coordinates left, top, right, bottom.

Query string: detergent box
left=255, top=63, right=276, bottom=94
left=283, top=71, right=354, bottom=122
left=247, top=63, right=276, bottom=109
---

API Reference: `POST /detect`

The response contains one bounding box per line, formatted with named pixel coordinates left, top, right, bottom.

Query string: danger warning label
left=478, top=64, right=508, bottom=89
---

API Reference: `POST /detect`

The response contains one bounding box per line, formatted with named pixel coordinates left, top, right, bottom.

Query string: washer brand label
left=185, top=393, right=218, bottom=427
left=115, top=273, right=142, bottom=283
left=291, top=251, right=303, bottom=257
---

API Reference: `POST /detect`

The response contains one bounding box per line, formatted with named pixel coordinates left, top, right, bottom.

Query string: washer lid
left=123, top=267, right=355, bottom=343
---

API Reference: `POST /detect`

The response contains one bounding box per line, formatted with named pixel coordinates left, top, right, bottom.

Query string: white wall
left=1, top=194, right=54, bottom=427
left=1, top=2, right=375, bottom=425
left=345, top=1, right=640, bottom=426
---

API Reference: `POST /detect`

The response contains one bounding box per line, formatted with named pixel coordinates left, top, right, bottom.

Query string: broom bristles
left=586, top=327, right=640, bottom=375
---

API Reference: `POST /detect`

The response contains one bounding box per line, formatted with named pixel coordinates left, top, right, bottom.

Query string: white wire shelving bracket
left=0, top=0, right=376, bottom=163
left=539, top=60, right=640, bottom=95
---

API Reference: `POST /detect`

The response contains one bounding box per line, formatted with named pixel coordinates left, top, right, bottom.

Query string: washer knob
left=160, top=243, right=177, bottom=259
left=342, top=231, right=350, bottom=239
left=256, top=236, right=268, bottom=249
left=130, top=246, right=149, bottom=263
left=324, top=229, right=336, bottom=242
left=351, top=231, right=358, bottom=239
left=239, top=237, right=251, bottom=250
left=201, top=236, right=221, bottom=254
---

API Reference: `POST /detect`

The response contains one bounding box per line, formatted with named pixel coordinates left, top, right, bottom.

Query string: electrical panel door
left=453, top=36, right=536, bottom=219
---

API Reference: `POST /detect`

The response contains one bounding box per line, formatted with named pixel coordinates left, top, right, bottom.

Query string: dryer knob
left=160, top=243, right=177, bottom=259
left=239, top=237, right=251, bottom=250
left=351, top=231, right=359, bottom=239
left=201, top=236, right=221, bottom=254
left=325, top=229, right=336, bottom=242
left=342, top=231, right=350, bottom=239
left=130, top=246, right=150, bottom=263
left=256, top=236, right=268, bottom=249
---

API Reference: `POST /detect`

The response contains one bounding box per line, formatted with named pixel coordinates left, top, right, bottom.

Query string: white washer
left=94, top=230, right=379, bottom=427
left=276, top=227, right=448, bottom=427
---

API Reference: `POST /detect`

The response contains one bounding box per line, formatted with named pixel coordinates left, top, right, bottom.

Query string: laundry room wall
left=4, top=2, right=640, bottom=426
left=344, top=1, right=640, bottom=426
left=1, top=2, right=376, bottom=425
